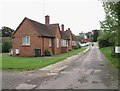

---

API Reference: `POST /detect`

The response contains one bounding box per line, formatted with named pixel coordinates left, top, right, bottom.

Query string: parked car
left=80, top=43, right=87, bottom=47
left=86, top=42, right=90, bottom=46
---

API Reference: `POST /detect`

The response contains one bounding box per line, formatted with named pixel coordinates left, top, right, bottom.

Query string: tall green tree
left=2, top=40, right=12, bottom=53
left=92, top=30, right=99, bottom=42
left=115, top=2, right=120, bottom=46
left=99, top=1, right=120, bottom=47
left=1, top=26, right=14, bottom=37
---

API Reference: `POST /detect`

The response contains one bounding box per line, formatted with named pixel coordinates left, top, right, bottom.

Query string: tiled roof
left=27, top=18, right=59, bottom=37
left=60, top=30, right=71, bottom=40
left=72, top=34, right=82, bottom=41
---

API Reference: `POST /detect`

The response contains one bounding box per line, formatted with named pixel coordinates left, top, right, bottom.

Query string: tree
left=1, top=26, right=14, bottom=37
left=115, top=2, right=120, bottom=46
left=85, top=32, right=92, bottom=42
left=2, top=39, right=12, bottom=53
left=99, top=1, right=120, bottom=58
left=92, top=30, right=99, bottom=42
left=99, top=1, right=120, bottom=47
left=98, top=30, right=114, bottom=48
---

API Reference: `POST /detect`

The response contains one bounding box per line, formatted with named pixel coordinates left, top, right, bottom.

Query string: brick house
left=12, top=15, right=61, bottom=57
left=72, top=34, right=80, bottom=49
left=60, top=25, right=72, bottom=53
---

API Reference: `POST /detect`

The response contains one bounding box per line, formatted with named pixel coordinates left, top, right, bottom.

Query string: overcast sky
left=0, top=0, right=105, bottom=35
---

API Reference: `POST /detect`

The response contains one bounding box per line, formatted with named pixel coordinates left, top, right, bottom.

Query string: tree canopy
left=1, top=26, right=14, bottom=37
left=98, top=1, right=120, bottom=47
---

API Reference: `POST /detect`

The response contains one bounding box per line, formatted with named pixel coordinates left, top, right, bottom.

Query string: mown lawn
left=100, top=46, right=120, bottom=68
left=2, top=47, right=86, bottom=71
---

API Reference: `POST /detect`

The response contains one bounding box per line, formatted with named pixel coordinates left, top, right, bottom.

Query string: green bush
left=73, top=47, right=78, bottom=50
left=44, top=49, right=52, bottom=56
left=98, top=30, right=115, bottom=48
left=77, top=43, right=81, bottom=49
left=98, top=39, right=113, bottom=48
left=68, top=48, right=73, bottom=51
left=2, top=40, right=12, bottom=53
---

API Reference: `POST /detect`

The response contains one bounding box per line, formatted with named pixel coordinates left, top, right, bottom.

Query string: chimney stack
left=45, top=15, right=50, bottom=25
left=61, top=24, right=64, bottom=31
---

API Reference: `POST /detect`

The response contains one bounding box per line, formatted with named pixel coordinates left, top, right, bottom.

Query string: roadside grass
left=2, top=47, right=86, bottom=71
left=100, top=46, right=120, bottom=68
left=53, top=47, right=86, bottom=58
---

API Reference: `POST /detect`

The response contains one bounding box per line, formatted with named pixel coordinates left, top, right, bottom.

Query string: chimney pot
left=68, top=28, right=70, bottom=30
left=45, top=15, right=50, bottom=25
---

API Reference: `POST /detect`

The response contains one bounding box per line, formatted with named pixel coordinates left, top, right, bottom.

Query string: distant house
left=60, top=25, right=72, bottom=53
left=72, top=34, right=78, bottom=49
left=72, top=34, right=82, bottom=49
left=12, top=15, right=61, bottom=57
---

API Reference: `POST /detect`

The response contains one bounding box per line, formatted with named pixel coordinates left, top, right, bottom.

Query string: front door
left=35, top=48, right=41, bottom=57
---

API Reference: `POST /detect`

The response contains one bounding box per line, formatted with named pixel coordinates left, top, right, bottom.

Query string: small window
left=66, top=40, right=68, bottom=46
left=61, top=39, right=68, bottom=47
left=49, top=38, right=52, bottom=47
left=61, top=39, right=63, bottom=46
left=22, top=36, right=30, bottom=45
left=72, top=41, right=77, bottom=46
left=56, top=38, right=59, bottom=48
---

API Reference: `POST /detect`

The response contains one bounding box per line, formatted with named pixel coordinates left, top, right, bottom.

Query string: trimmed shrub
left=68, top=48, right=73, bottom=51
left=44, top=49, right=52, bottom=56
left=98, top=39, right=113, bottom=48
left=77, top=43, right=81, bottom=49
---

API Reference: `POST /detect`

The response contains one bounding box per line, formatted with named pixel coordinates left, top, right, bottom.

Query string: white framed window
left=61, top=39, right=68, bottom=47
left=22, top=36, right=30, bottom=45
left=61, top=39, right=63, bottom=46
left=56, top=38, right=59, bottom=48
left=49, top=38, right=52, bottom=47
left=72, top=41, right=77, bottom=46
left=66, top=40, right=68, bottom=47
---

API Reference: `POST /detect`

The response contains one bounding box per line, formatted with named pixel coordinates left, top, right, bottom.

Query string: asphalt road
left=36, top=45, right=118, bottom=89
left=2, top=44, right=118, bottom=89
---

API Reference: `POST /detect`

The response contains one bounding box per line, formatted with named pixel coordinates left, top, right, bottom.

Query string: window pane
left=22, top=37, right=26, bottom=45
left=49, top=38, right=52, bottom=47
left=57, top=38, right=59, bottom=48
left=26, top=37, right=28, bottom=44
left=22, top=36, right=30, bottom=45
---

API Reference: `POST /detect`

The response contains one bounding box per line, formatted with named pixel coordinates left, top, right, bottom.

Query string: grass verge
left=2, top=47, right=86, bottom=71
left=100, top=46, right=120, bottom=68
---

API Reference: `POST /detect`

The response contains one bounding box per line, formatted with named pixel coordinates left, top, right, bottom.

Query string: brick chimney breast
left=45, top=15, right=50, bottom=25
left=61, top=24, right=64, bottom=31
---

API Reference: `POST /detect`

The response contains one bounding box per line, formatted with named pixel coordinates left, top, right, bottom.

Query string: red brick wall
left=12, top=19, right=62, bottom=57
left=68, top=32, right=72, bottom=50
left=53, top=26, right=61, bottom=54
left=43, top=37, right=52, bottom=55
left=12, top=19, right=43, bottom=56
left=61, top=47, right=68, bottom=53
